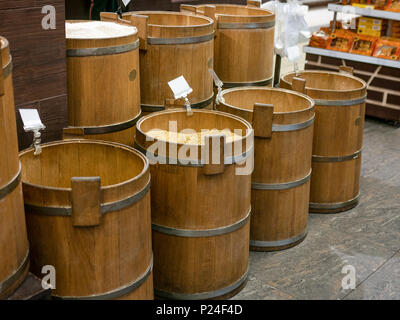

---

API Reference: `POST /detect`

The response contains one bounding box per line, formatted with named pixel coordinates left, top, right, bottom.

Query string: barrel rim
left=220, top=86, right=315, bottom=116
left=195, top=4, right=275, bottom=19
left=136, top=109, right=253, bottom=147
left=125, top=11, right=214, bottom=29
left=19, top=139, right=149, bottom=192
left=280, top=70, right=367, bottom=94
left=0, top=36, right=8, bottom=50
left=65, top=20, right=138, bottom=41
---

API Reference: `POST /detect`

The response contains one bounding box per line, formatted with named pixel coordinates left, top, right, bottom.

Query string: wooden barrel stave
left=117, top=11, right=215, bottom=114
left=0, top=36, right=30, bottom=299
left=189, top=4, right=275, bottom=88
left=135, top=109, right=253, bottom=299
left=280, top=70, right=366, bottom=213
left=20, top=140, right=153, bottom=299
left=217, top=87, right=314, bottom=251
left=65, top=21, right=141, bottom=146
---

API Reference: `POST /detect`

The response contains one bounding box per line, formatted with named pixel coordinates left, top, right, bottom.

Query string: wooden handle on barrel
left=62, top=127, right=85, bottom=140
left=71, top=177, right=101, bottom=227
left=203, top=135, right=226, bottom=175
left=100, top=12, right=118, bottom=22
left=129, top=14, right=148, bottom=51
left=0, top=52, right=4, bottom=96
left=291, top=77, right=306, bottom=94
left=339, top=65, right=354, bottom=75
left=253, top=103, right=274, bottom=139
left=180, top=4, right=197, bottom=14
left=247, top=0, right=261, bottom=8
left=164, top=98, right=185, bottom=110
left=204, top=5, right=217, bottom=30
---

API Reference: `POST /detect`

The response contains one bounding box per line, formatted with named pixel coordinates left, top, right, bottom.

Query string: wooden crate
left=305, top=53, right=400, bottom=123
left=0, top=0, right=67, bottom=150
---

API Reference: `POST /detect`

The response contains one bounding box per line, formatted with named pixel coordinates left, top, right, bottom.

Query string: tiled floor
left=234, top=117, right=400, bottom=300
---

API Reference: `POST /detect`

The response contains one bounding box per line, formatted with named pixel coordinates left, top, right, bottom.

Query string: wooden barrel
left=182, top=2, right=275, bottom=88
left=135, top=109, right=253, bottom=299
left=20, top=140, right=153, bottom=300
left=280, top=70, right=367, bottom=213
left=64, top=21, right=141, bottom=146
left=114, top=11, right=215, bottom=114
left=0, top=36, right=30, bottom=299
left=217, top=87, right=314, bottom=251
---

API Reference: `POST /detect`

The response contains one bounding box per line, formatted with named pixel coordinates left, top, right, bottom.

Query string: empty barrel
left=182, top=1, right=275, bottom=88
left=280, top=70, right=367, bottom=213
left=217, top=87, right=314, bottom=251
left=64, top=21, right=141, bottom=146
left=20, top=140, right=153, bottom=299
left=0, top=36, right=30, bottom=299
left=135, top=109, right=253, bottom=299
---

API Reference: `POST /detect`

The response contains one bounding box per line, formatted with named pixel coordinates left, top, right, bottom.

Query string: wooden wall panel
left=0, top=0, right=67, bottom=150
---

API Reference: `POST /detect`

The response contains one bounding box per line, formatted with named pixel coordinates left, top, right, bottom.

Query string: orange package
left=350, top=35, right=378, bottom=55
left=385, top=0, right=400, bottom=12
left=326, top=31, right=355, bottom=52
left=309, top=30, right=330, bottom=48
left=372, top=38, right=400, bottom=60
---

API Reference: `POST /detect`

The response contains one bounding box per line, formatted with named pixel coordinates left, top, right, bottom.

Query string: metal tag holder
left=19, top=109, right=45, bottom=155
left=168, top=76, right=194, bottom=116
left=209, top=69, right=224, bottom=106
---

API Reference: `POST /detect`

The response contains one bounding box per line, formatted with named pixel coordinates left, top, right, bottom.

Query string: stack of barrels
left=2, top=0, right=368, bottom=301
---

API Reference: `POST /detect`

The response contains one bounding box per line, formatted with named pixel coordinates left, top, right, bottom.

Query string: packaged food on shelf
left=326, top=30, right=355, bottom=52
left=372, top=37, right=400, bottom=59
left=350, top=34, right=378, bottom=55
left=309, top=29, right=330, bottom=48
left=385, top=0, right=400, bottom=12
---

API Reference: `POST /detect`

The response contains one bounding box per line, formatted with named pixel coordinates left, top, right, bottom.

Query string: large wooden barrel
left=135, top=109, right=253, bottom=299
left=182, top=2, right=275, bottom=88
left=0, top=36, right=30, bottom=299
left=115, top=11, right=215, bottom=114
left=217, top=87, right=314, bottom=251
left=20, top=140, right=153, bottom=300
left=280, top=70, right=367, bottom=213
left=64, top=21, right=141, bottom=146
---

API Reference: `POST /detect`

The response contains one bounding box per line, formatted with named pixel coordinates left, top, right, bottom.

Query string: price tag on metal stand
left=168, top=76, right=194, bottom=116
left=19, top=109, right=46, bottom=156
left=209, top=69, right=224, bottom=107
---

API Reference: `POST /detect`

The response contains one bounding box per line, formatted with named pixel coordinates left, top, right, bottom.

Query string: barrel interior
left=138, top=110, right=250, bottom=142
left=125, top=11, right=212, bottom=27
left=20, top=141, right=145, bottom=188
left=222, top=88, right=313, bottom=113
left=282, top=72, right=365, bottom=91
left=196, top=5, right=271, bottom=17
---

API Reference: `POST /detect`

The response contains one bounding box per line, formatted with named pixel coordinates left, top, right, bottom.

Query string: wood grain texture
left=135, top=109, right=253, bottom=299
left=188, top=4, right=274, bottom=86
left=217, top=87, right=314, bottom=251
left=20, top=140, right=153, bottom=299
left=65, top=20, right=141, bottom=146
left=0, top=36, right=29, bottom=299
left=120, top=11, right=214, bottom=112
left=281, top=71, right=367, bottom=213
left=0, top=2, right=68, bottom=149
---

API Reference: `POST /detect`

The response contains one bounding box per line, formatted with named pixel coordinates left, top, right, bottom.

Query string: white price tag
left=287, top=45, right=301, bottom=62
left=168, top=76, right=193, bottom=100
left=19, top=109, right=45, bottom=131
